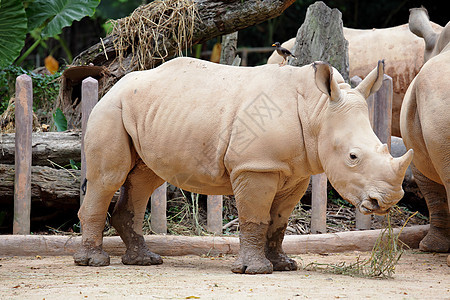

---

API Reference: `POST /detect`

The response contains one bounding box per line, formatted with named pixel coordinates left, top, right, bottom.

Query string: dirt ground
left=0, top=251, right=448, bottom=300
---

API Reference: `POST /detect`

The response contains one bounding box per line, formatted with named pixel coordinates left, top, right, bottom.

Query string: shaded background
left=22, top=0, right=449, bottom=68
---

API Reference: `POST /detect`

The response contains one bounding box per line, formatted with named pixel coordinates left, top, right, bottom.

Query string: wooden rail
left=11, top=73, right=393, bottom=235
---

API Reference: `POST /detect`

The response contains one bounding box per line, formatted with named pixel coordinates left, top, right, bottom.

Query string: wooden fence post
left=13, top=74, right=33, bottom=235
left=80, top=77, right=98, bottom=205
left=151, top=182, right=167, bottom=234
left=373, top=75, right=393, bottom=149
left=207, top=195, right=223, bottom=234
left=310, top=174, right=327, bottom=234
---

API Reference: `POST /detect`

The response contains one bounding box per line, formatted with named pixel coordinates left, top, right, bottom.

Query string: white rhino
left=400, top=7, right=450, bottom=257
left=74, top=57, right=413, bottom=274
left=267, top=24, right=443, bottom=137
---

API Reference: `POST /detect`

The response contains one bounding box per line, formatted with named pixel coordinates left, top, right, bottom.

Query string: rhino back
left=114, top=58, right=309, bottom=192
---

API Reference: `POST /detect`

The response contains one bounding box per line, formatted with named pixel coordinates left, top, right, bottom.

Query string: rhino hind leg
left=265, top=179, right=309, bottom=271
left=74, top=108, right=139, bottom=267
left=111, top=159, right=165, bottom=265
left=74, top=173, right=129, bottom=267
left=411, top=165, right=450, bottom=252
left=231, top=172, right=280, bottom=274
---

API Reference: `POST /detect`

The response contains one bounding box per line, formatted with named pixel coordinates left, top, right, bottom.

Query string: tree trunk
left=58, top=0, right=295, bottom=128
left=219, top=32, right=238, bottom=65
left=289, top=1, right=349, bottom=81
left=0, top=131, right=81, bottom=167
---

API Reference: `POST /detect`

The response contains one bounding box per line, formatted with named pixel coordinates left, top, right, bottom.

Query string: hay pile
left=110, top=0, right=199, bottom=70
left=303, top=211, right=418, bottom=278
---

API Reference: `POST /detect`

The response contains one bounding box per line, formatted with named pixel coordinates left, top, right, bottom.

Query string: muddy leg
left=230, top=172, right=279, bottom=274
left=411, top=165, right=450, bottom=252
left=266, top=179, right=309, bottom=271
left=111, top=159, right=164, bottom=265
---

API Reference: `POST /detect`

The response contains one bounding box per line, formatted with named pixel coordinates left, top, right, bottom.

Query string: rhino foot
left=231, top=256, right=273, bottom=274
left=419, top=229, right=450, bottom=253
left=268, top=254, right=298, bottom=271
left=73, top=246, right=110, bottom=267
left=122, top=248, right=163, bottom=265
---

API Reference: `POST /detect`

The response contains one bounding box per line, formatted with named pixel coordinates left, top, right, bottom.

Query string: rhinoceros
left=267, top=23, right=443, bottom=137
left=400, top=7, right=450, bottom=257
left=74, top=57, right=413, bottom=274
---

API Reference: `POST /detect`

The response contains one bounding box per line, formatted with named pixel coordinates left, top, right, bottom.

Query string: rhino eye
left=349, top=153, right=358, bottom=160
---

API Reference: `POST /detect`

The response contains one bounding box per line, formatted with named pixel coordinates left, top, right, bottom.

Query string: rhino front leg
left=266, top=179, right=309, bottom=271
left=411, top=165, right=450, bottom=252
left=231, top=172, right=279, bottom=274
left=111, top=160, right=165, bottom=265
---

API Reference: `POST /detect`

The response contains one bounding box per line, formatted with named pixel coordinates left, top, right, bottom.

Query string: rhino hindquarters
left=111, top=159, right=165, bottom=265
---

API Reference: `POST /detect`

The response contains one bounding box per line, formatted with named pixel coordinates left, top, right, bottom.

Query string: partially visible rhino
left=400, top=7, right=450, bottom=257
left=267, top=24, right=443, bottom=137
left=74, top=57, right=413, bottom=274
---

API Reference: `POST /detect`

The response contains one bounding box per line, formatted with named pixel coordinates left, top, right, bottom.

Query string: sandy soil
left=0, top=251, right=448, bottom=300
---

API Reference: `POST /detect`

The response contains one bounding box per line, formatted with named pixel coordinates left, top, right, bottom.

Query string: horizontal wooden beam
left=0, top=225, right=428, bottom=257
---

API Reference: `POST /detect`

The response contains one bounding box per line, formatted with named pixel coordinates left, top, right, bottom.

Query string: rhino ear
left=408, top=7, right=438, bottom=60
left=355, top=60, right=385, bottom=99
left=313, top=61, right=341, bottom=102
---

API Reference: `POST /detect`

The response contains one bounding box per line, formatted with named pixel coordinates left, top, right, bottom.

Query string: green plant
left=53, top=107, right=67, bottom=131
left=0, top=65, right=61, bottom=124
left=0, top=0, right=101, bottom=68
left=0, top=65, right=62, bottom=128
left=328, top=189, right=353, bottom=208
left=0, top=0, right=28, bottom=68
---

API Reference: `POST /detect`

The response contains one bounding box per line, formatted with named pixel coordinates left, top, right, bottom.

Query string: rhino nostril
left=368, top=198, right=380, bottom=211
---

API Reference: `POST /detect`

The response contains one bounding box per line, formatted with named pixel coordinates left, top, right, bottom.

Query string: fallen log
left=0, top=164, right=80, bottom=207
left=0, top=225, right=429, bottom=257
left=0, top=164, right=119, bottom=207
left=0, top=131, right=81, bottom=167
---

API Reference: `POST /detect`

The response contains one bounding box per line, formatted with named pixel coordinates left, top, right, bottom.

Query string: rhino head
left=314, top=61, right=413, bottom=215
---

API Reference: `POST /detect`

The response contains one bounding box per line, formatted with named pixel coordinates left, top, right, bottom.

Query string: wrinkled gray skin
left=401, top=7, right=450, bottom=254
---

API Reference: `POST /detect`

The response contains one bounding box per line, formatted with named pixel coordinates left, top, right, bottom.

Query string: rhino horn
left=393, top=149, right=414, bottom=176
left=313, top=61, right=342, bottom=101
left=355, top=60, right=385, bottom=99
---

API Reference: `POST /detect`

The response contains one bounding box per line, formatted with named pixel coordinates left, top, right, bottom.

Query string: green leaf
left=0, top=0, right=28, bottom=68
left=27, top=0, right=100, bottom=38
left=69, top=159, right=80, bottom=170
left=53, top=108, right=67, bottom=132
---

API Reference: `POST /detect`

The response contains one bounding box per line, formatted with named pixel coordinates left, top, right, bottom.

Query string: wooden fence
left=12, top=73, right=392, bottom=235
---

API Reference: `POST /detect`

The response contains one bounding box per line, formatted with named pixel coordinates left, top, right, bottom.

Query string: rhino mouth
left=358, top=198, right=390, bottom=215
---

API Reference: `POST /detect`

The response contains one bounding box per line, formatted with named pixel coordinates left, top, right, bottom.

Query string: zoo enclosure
left=11, top=73, right=392, bottom=235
